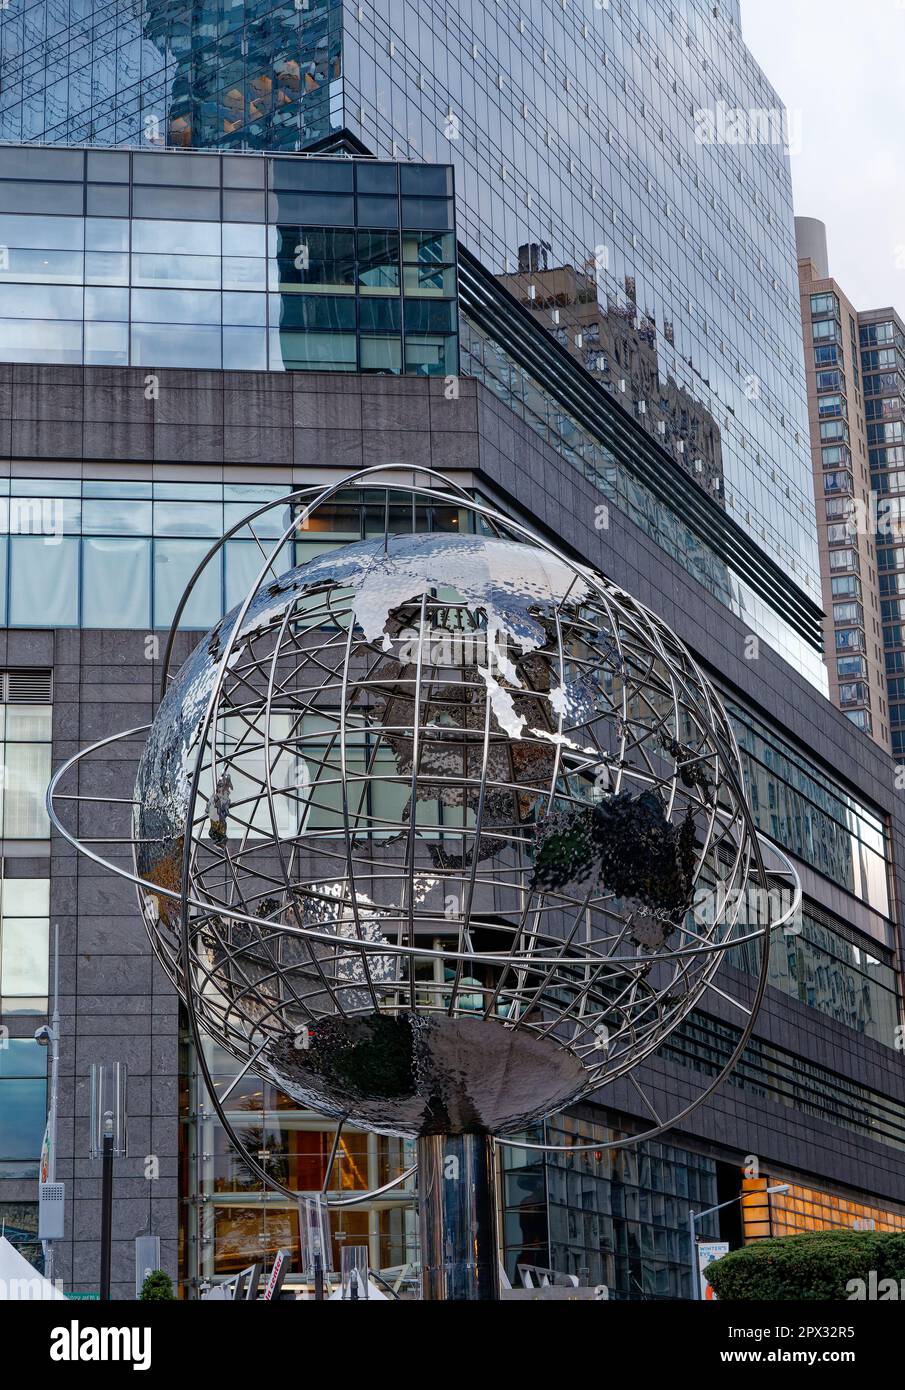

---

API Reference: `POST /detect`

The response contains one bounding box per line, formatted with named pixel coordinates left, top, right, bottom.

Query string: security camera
left=34, top=1024, right=53, bottom=1045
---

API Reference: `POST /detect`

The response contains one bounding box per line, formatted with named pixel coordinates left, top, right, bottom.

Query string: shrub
left=139, top=1269, right=175, bottom=1301
left=707, top=1230, right=905, bottom=1301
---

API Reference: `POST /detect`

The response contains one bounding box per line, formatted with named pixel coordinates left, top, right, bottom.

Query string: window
left=837, top=655, right=866, bottom=678
left=862, top=348, right=897, bottom=371
left=0, top=158, right=458, bottom=376
left=356, top=232, right=400, bottom=293
left=730, top=901, right=900, bottom=1043
left=839, top=682, right=868, bottom=706
left=0, top=877, right=49, bottom=1013
left=820, top=419, right=849, bottom=443
left=277, top=227, right=355, bottom=294
left=829, top=548, right=858, bottom=572
left=728, top=699, right=888, bottom=913
left=154, top=540, right=222, bottom=630
left=813, top=319, right=841, bottom=343
left=831, top=575, right=860, bottom=599
left=835, top=628, right=864, bottom=650
left=810, top=293, right=840, bottom=319
left=83, top=537, right=151, bottom=627
left=833, top=601, right=863, bottom=624
left=860, top=321, right=895, bottom=346
left=0, top=1039, right=46, bottom=1178
left=0, top=480, right=312, bottom=628
left=818, top=394, right=846, bottom=419
left=0, top=681, right=52, bottom=838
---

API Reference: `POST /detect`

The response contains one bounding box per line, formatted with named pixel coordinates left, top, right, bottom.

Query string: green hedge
left=706, top=1230, right=905, bottom=1300
left=139, top=1269, right=175, bottom=1301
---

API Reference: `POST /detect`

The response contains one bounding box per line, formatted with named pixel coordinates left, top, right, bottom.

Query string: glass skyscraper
left=0, top=0, right=823, bottom=684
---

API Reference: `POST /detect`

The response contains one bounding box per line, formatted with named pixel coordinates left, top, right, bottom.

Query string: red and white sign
left=262, top=1248, right=290, bottom=1301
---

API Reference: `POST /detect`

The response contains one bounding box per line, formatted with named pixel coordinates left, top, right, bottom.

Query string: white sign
left=697, top=1241, right=729, bottom=1301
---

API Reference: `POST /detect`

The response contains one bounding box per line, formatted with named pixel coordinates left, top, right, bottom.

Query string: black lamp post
left=89, top=1064, right=127, bottom=1301
left=99, top=1111, right=115, bottom=1301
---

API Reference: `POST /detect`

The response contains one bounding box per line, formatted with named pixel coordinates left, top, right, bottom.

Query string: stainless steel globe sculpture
left=128, top=495, right=770, bottom=1141
left=48, top=467, right=799, bottom=1300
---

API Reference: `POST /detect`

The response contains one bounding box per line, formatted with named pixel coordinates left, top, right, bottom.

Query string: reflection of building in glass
left=145, top=0, right=343, bottom=151
left=727, top=698, right=889, bottom=916
left=729, top=903, right=899, bottom=1044
left=501, top=1113, right=721, bottom=1299
left=0, top=0, right=342, bottom=152
left=498, top=247, right=724, bottom=501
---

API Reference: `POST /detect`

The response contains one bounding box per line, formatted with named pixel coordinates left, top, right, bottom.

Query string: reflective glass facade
left=340, top=0, right=822, bottom=612
left=0, top=1, right=821, bottom=634
left=0, top=875, right=50, bottom=1015
left=460, top=310, right=827, bottom=690
left=729, top=903, right=899, bottom=1044
left=0, top=146, right=458, bottom=375
left=727, top=699, right=890, bottom=915
left=0, top=0, right=343, bottom=151
left=501, top=1112, right=720, bottom=1299
left=0, top=480, right=475, bottom=628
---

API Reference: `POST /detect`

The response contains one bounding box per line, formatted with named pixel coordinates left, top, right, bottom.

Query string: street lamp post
left=89, top=1063, right=127, bottom=1301
left=689, top=1184, right=790, bottom=1300
left=36, top=926, right=61, bottom=1284
left=99, top=1111, right=115, bottom=1301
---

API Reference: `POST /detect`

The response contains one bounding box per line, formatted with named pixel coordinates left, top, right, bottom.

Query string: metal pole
left=100, top=1112, right=114, bottom=1300
left=688, top=1209, right=699, bottom=1301
left=42, top=927, right=60, bottom=1284
left=418, top=1133, right=500, bottom=1301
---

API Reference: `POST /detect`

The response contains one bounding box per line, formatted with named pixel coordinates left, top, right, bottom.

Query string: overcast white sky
left=740, top=0, right=905, bottom=312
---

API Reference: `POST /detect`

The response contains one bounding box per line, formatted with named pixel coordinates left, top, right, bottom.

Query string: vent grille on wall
left=1, top=669, right=53, bottom=703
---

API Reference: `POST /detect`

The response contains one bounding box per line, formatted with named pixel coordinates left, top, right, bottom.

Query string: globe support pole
left=417, top=1133, right=500, bottom=1301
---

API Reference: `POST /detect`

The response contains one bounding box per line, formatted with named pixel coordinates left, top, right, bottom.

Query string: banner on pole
left=697, top=1241, right=729, bottom=1300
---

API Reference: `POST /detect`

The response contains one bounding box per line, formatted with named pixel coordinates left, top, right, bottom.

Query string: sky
left=740, top=0, right=905, bottom=312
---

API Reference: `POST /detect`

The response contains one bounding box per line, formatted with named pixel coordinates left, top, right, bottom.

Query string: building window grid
left=0, top=155, right=458, bottom=378
left=0, top=484, right=481, bottom=630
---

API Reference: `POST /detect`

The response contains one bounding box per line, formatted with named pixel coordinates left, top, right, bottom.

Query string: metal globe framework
left=49, top=466, right=799, bottom=1215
